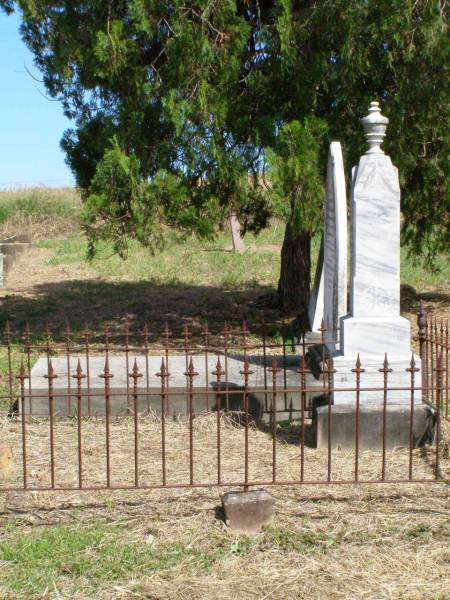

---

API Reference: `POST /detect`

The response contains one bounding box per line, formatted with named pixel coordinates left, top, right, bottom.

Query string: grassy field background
left=0, top=187, right=448, bottom=600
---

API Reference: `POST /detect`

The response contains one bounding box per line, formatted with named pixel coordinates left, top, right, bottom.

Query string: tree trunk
left=277, top=222, right=311, bottom=321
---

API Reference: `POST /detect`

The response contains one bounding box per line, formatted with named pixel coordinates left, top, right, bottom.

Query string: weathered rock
left=221, top=489, right=275, bottom=534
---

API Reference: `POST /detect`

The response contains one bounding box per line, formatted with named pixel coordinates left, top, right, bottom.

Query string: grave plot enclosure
left=0, top=306, right=447, bottom=493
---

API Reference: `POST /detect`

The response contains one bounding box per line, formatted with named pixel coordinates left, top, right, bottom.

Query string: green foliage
left=83, top=138, right=216, bottom=256
left=267, top=118, right=328, bottom=234
left=1, top=0, right=448, bottom=267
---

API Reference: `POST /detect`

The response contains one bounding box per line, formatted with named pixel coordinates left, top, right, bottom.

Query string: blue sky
left=0, top=10, right=75, bottom=189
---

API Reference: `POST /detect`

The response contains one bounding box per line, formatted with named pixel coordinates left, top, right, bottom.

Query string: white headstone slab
left=308, top=237, right=324, bottom=333
left=322, top=142, right=348, bottom=347
left=349, top=154, right=401, bottom=317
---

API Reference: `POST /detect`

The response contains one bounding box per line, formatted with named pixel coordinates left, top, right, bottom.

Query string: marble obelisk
left=333, top=101, right=421, bottom=404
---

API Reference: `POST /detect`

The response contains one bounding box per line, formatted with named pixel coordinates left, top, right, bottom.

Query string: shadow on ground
left=0, top=279, right=294, bottom=341
left=400, top=283, right=450, bottom=313
left=0, top=280, right=441, bottom=342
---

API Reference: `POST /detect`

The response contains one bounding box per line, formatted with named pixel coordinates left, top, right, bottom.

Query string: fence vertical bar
left=22, top=323, right=33, bottom=415
left=213, top=358, right=224, bottom=485
left=157, top=359, right=169, bottom=486
left=269, top=357, right=279, bottom=483
left=262, top=322, right=268, bottom=413
left=379, top=354, right=392, bottom=481
left=72, top=360, right=86, bottom=488
left=434, top=353, right=443, bottom=480
left=129, top=359, right=142, bottom=487
left=164, top=322, right=171, bottom=414
left=417, top=301, right=427, bottom=399
left=44, top=359, right=57, bottom=489
left=352, top=354, right=364, bottom=482
left=185, top=357, right=198, bottom=485
left=223, top=323, right=230, bottom=411
left=83, top=324, right=91, bottom=415
left=183, top=323, right=190, bottom=416
left=202, top=323, right=210, bottom=412
left=64, top=321, right=72, bottom=415
left=430, top=318, right=435, bottom=405
left=445, top=321, right=449, bottom=420
left=281, top=321, right=288, bottom=411
left=124, top=323, right=131, bottom=415
left=320, top=319, right=327, bottom=393
left=299, top=353, right=307, bottom=482
left=17, top=363, right=28, bottom=488
left=100, top=356, right=113, bottom=488
left=240, top=360, right=253, bottom=491
left=142, top=323, right=150, bottom=413
left=406, top=355, right=419, bottom=481
left=4, top=322, right=13, bottom=412
left=325, top=355, right=336, bottom=482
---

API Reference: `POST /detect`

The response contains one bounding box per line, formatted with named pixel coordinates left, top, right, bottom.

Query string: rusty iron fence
left=0, top=303, right=448, bottom=493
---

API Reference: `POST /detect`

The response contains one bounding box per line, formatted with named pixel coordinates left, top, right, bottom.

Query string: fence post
left=417, top=301, right=428, bottom=399
left=434, top=353, right=443, bottom=480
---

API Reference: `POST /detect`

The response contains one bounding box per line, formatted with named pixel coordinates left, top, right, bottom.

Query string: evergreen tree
left=2, top=0, right=447, bottom=314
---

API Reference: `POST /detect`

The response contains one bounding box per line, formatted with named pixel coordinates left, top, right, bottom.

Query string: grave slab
left=24, top=354, right=325, bottom=419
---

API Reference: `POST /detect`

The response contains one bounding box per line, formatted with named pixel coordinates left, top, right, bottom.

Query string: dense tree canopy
left=2, top=0, right=448, bottom=312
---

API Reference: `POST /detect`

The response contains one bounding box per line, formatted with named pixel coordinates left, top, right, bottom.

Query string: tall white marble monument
left=333, top=101, right=421, bottom=404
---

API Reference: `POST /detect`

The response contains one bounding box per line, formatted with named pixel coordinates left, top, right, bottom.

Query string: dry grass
left=0, top=188, right=81, bottom=241
left=0, top=413, right=448, bottom=491
left=0, top=413, right=448, bottom=599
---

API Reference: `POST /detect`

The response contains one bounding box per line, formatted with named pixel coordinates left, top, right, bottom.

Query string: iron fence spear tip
left=17, top=361, right=28, bottom=379
left=130, top=358, right=142, bottom=379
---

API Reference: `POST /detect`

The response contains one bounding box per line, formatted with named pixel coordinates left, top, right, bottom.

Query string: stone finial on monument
left=333, top=101, right=421, bottom=404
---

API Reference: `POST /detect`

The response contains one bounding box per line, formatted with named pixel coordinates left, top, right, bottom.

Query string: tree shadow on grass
left=0, top=279, right=295, bottom=341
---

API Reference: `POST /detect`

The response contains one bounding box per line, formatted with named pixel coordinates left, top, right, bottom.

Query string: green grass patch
left=262, top=527, right=338, bottom=553
left=34, top=225, right=448, bottom=292
left=0, top=521, right=346, bottom=598
left=35, top=225, right=321, bottom=291
left=400, top=246, right=450, bottom=289
left=0, top=522, right=210, bottom=597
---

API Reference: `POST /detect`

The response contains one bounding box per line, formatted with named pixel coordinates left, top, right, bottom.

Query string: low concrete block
left=315, top=403, right=435, bottom=450
left=221, top=489, right=275, bottom=533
